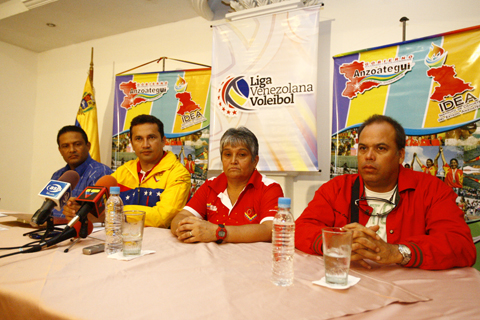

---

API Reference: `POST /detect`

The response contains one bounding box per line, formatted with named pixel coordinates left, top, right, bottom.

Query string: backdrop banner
left=112, top=69, right=211, bottom=194
left=333, top=25, right=480, bottom=136
left=331, top=25, right=480, bottom=221
left=210, top=6, right=321, bottom=171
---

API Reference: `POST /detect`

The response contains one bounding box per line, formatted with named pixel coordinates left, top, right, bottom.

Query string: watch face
left=219, top=230, right=226, bottom=238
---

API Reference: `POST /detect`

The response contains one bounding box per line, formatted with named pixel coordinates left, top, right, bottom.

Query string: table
left=1, top=215, right=479, bottom=320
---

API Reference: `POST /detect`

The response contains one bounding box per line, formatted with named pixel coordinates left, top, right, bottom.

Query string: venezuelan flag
left=76, top=75, right=101, bottom=162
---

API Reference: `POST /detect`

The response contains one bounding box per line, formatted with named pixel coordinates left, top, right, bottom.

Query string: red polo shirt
left=184, top=170, right=284, bottom=225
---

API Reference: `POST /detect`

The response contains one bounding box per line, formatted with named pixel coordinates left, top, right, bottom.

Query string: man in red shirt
left=295, top=115, right=476, bottom=270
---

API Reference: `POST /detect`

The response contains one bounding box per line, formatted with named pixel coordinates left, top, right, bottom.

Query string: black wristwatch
left=216, top=224, right=227, bottom=244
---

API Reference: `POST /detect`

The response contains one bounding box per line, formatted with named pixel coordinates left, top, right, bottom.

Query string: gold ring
left=189, top=231, right=193, bottom=237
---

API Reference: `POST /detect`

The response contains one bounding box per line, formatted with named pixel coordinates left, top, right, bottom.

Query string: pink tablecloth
left=0, top=216, right=479, bottom=320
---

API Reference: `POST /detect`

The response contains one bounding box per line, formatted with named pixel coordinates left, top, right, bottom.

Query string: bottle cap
left=110, top=186, right=120, bottom=194
left=278, top=197, right=291, bottom=208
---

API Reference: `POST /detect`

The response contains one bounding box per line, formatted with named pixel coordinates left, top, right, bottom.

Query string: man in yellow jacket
left=64, top=114, right=191, bottom=228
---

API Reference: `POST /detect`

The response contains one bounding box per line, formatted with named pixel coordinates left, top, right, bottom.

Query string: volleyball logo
left=217, top=76, right=255, bottom=117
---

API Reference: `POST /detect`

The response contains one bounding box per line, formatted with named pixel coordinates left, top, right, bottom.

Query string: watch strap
left=216, top=224, right=227, bottom=244
left=398, top=244, right=412, bottom=266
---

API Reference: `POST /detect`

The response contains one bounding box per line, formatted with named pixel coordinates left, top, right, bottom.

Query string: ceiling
left=0, top=0, right=230, bottom=52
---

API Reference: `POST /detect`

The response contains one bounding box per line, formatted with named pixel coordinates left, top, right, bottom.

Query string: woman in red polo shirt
left=170, top=127, right=284, bottom=244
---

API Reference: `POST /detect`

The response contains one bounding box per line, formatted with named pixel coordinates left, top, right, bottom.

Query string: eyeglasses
left=354, top=186, right=399, bottom=217
left=354, top=197, right=397, bottom=217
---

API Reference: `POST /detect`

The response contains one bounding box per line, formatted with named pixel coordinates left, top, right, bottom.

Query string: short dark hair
left=358, top=114, right=405, bottom=150
left=129, top=114, right=164, bottom=138
left=450, top=158, right=458, bottom=165
left=220, top=127, right=259, bottom=162
left=57, top=125, right=89, bottom=146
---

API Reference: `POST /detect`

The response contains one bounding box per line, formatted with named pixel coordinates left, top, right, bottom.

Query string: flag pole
left=89, top=47, right=94, bottom=83
left=76, top=47, right=101, bottom=162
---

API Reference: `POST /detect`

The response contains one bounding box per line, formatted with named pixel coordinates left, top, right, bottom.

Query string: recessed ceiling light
left=23, top=0, right=59, bottom=10
left=46, top=22, right=56, bottom=27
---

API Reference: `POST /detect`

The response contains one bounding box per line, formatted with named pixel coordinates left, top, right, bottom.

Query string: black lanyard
left=350, top=177, right=360, bottom=223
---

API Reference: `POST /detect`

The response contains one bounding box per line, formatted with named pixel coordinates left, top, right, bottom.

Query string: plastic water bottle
left=105, top=186, right=123, bottom=255
left=271, top=197, right=295, bottom=286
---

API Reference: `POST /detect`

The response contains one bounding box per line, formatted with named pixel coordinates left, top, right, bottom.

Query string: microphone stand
left=64, top=216, right=90, bottom=253
left=23, top=215, right=64, bottom=241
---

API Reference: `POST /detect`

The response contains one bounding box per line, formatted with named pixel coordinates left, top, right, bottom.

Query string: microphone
left=40, top=175, right=116, bottom=251
left=21, top=220, right=94, bottom=253
left=66, top=175, right=118, bottom=228
left=31, top=170, right=80, bottom=227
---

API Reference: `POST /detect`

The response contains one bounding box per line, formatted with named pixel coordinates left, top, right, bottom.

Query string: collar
left=137, top=151, right=165, bottom=182
left=396, top=164, right=418, bottom=192
left=60, top=154, right=93, bottom=177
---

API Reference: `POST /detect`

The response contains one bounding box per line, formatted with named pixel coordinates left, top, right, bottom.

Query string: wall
left=0, top=41, right=37, bottom=212
left=1, top=0, right=479, bottom=218
left=323, top=0, right=480, bottom=55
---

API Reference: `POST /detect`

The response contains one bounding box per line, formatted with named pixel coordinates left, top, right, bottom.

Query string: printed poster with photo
left=331, top=25, right=480, bottom=221
left=112, top=69, right=211, bottom=194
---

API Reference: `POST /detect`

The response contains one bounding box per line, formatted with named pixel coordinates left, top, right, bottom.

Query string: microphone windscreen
left=95, top=175, right=118, bottom=198
left=58, top=170, right=80, bottom=190
left=95, top=175, right=117, bottom=188
left=72, top=219, right=94, bottom=237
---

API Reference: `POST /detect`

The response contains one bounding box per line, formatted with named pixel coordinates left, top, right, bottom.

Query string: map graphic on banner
left=112, top=69, right=211, bottom=194
left=333, top=25, right=480, bottom=136
left=332, top=25, right=480, bottom=221
left=210, top=6, right=321, bottom=172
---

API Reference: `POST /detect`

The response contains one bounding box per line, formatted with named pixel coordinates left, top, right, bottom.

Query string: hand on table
left=342, top=223, right=403, bottom=269
left=175, top=216, right=217, bottom=243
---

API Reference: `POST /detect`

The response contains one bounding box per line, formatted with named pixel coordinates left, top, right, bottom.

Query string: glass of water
left=122, top=210, right=146, bottom=256
left=322, top=227, right=353, bottom=286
